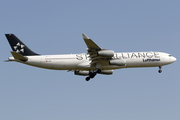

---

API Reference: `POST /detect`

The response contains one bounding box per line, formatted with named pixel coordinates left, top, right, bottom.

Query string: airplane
left=5, top=34, right=176, bottom=81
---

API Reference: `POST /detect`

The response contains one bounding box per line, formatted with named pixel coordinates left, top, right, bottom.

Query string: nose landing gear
left=158, top=66, right=162, bottom=73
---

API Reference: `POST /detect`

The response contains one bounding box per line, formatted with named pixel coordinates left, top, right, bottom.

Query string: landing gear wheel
left=89, top=72, right=96, bottom=78
left=158, top=70, right=162, bottom=73
left=85, top=69, right=100, bottom=81
left=96, top=69, right=101, bottom=73
left=86, top=77, right=90, bottom=81
left=158, top=66, right=162, bottom=73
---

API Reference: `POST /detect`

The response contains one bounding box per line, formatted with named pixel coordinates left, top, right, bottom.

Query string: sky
left=0, top=0, right=180, bottom=120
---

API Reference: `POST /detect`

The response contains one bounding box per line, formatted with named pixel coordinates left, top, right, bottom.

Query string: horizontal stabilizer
left=4, top=60, right=11, bottom=62
left=11, top=51, right=28, bottom=62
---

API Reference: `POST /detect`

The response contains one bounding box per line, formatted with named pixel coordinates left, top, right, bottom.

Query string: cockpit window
left=169, top=55, right=172, bottom=57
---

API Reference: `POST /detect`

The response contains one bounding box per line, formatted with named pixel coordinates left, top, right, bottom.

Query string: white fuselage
left=9, top=51, right=176, bottom=71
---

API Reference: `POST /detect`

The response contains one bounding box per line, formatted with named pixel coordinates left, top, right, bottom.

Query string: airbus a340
left=5, top=34, right=176, bottom=81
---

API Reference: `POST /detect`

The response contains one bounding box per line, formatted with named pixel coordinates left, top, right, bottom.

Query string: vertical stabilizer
left=5, top=34, right=39, bottom=56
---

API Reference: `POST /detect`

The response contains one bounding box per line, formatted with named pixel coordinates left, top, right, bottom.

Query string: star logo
left=14, top=42, right=25, bottom=53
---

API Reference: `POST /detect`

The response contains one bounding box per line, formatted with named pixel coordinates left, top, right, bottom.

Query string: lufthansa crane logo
left=14, top=42, right=25, bottom=53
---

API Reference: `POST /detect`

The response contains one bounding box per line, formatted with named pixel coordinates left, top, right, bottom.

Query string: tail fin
left=5, top=34, right=39, bottom=56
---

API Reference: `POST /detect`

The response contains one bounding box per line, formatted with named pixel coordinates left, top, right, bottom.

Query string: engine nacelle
left=74, top=70, right=113, bottom=76
left=97, top=50, right=114, bottom=57
left=109, top=59, right=126, bottom=66
left=74, top=70, right=89, bottom=76
left=99, top=70, right=113, bottom=75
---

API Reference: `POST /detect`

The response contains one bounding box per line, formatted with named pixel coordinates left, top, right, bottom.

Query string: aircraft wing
left=82, top=34, right=101, bottom=51
left=82, top=33, right=114, bottom=66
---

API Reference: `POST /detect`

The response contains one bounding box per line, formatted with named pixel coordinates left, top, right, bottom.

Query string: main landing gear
left=158, top=66, right=162, bottom=73
left=86, top=69, right=101, bottom=81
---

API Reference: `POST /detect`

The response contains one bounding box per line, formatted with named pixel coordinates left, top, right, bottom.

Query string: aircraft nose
left=171, top=56, right=177, bottom=63
left=166, top=56, right=177, bottom=64
left=173, top=57, right=177, bottom=62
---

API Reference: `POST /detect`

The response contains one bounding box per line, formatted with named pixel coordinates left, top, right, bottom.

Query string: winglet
left=82, top=33, right=89, bottom=39
left=11, top=51, right=28, bottom=62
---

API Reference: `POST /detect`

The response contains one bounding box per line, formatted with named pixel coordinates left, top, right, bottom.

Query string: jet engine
left=109, top=59, right=126, bottom=66
left=97, top=50, right=114, bottom=57
left=74, top=70, right=113, bottom=76
left=74, top=70, right=89, bottom=76
left=99, top=70, right=113, bottom=75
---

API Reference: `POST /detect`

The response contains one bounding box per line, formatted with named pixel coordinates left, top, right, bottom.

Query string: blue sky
left=1, top=0, right=180, bottom=120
